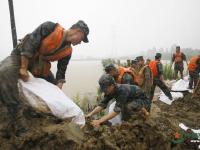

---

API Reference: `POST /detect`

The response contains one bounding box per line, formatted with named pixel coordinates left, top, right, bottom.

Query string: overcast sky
left=0, top=0, right=200, bottom=59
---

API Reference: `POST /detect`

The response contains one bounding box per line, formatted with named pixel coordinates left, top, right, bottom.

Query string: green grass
left=163, top=63, right=174, bottom=80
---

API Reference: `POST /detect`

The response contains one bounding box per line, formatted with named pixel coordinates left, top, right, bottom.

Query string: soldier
left=188, top=55, right=200, bottom=89
left=0, top=20, right=89, bottom=132
left=130, top=59, right=139, bottom=72
left=13, top=20, right=89, bottom=88
left=136, top=56, right=153, bottom=98
left=172, top=46, right=187, bottom=79
left=146, top=59, right=151, bottom=65
left=104, top=64, right=137, bottom=85
left=85, top=74, right=151, bottom=127
left=149, top=53, right=173, bottom=101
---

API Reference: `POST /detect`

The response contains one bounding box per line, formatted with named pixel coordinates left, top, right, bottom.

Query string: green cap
left=104, top=64, right=116, bottom=73
left=99, top=74, right=115, bottom=92
left=136, top=56, right=144, bottom=61
left=155, top=53, right=162, bottom=58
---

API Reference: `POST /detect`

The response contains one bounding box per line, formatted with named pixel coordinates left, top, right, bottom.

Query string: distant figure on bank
left=149, top=53, right=173, bottom=101
left=171, top=46, right=187, bottom=79
left=188, top=55, right=200, bottom=89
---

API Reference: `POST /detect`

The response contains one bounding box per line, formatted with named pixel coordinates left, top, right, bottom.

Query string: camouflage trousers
left=122, top=94, right=151, bottom=120
left=189, top=71, right=199, bottom=89
left=150, top=78, right=172, bottom=101
left=174, top=62, right=184, bottom=79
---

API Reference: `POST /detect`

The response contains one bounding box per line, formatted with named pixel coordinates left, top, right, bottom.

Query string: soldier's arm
left=86, top=106, right=104, bottom=118
left=86, top=95, right=113, bottom=117
left=98, top=111, right=118, bottom=123
left=91, top=111, right=119, bottom=127
left=182, top=53, right=188, bottom=64
left=56, top=55, right=72, bottom=88
left=19, top=21, right=56, bottom=81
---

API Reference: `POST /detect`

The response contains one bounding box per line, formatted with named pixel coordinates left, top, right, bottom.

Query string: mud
left=80, top=92, right=199, bottom=150
left=0, top=92, right=199, bottom=150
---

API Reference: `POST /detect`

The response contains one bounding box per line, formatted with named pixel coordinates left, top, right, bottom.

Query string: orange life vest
left=149, top=60, right=159, bottom=77
left=31, top=24, right=72, bottom=77
left=188, top=56, right=200, bottom=72
left=117, top=67, right=143, bottom=86
left=174, top=52, right=183, bottom=63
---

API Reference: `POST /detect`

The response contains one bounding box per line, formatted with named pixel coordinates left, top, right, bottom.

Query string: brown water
left=51, top=60, right=103, bottom=98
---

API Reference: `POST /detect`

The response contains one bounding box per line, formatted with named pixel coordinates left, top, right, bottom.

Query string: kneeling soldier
left=86, top=74, right=151, bottom=127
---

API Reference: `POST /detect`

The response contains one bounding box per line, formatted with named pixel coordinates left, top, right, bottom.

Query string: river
left=51, top=60, right=103, bottom=99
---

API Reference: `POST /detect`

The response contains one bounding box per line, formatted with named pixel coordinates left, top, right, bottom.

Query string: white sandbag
left=159, top=76, right=192, bottom=105
left=159, top=91, right=183, bottom=105
left=171, top=79, right=189, bottom=92
left=179, top=123, right=200, bottom=134
left=108, top=101, right=122, bottom=125
left=19, top=73, right=85, bottom=125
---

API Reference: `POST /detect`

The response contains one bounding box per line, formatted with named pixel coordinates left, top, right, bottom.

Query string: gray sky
left=1, top=0, right=200, bottom=59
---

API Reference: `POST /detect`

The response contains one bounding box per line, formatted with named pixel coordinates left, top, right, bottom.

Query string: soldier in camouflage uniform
left=86, top=74, right=151, bottom=127
left=172, top=46, right=187, bottom=79
left=0, top=20, right=89, bottom=132
left=149, top=53, right=173, bottom=101
left=136, top=56, right=153, bottom=99
left=104, top=64, right=136, bottom=85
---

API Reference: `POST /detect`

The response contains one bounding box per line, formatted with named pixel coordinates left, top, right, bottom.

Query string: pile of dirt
left=80, top=116, right=175, bottom=150
left=0, top=102, right=83, bottom=150
left=79, top=92, right=199, bottom=150
left=0, top=92, right=199, bottom=150
left=156, top=92, right=200, bottom=128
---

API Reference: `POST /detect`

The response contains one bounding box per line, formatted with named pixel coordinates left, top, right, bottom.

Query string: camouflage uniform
left=172, top=52, right=186, bottom=79
left=99, top=74, right=151, bottom=120
left=104, top=64, right=136, bottom=85
left=12, top=21, right=72, bottom=84
left=0, top=21, right=89, bottom=125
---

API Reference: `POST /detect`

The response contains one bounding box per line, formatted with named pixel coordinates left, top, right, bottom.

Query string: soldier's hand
left=19, top=68, right=29, bottom=82
left=85, top=113, right=92, bottom=118
left=57, top=82, right=63, bottom=89
left=91, top=120, right=101, bottom=127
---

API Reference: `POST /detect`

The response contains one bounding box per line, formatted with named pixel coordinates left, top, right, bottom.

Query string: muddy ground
left=0, top=92, right=199, bottom=150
